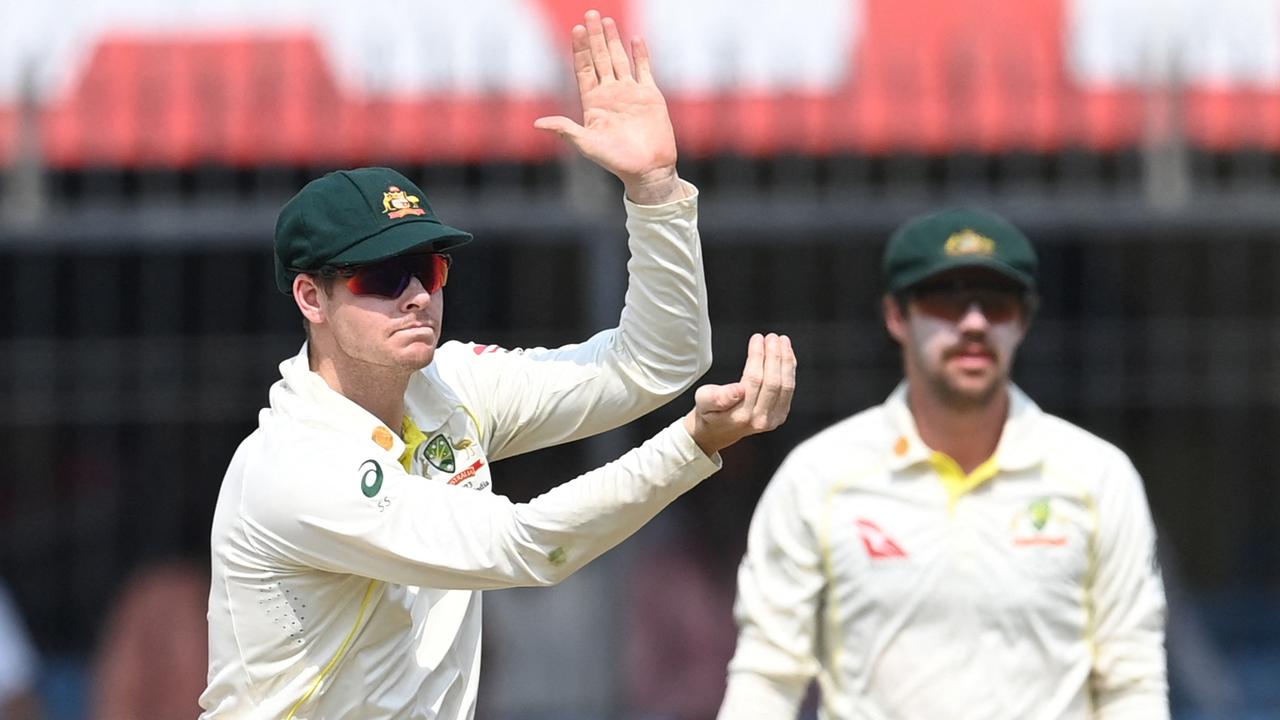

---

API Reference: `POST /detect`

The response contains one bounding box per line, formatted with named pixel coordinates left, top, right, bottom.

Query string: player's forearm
left=504, top=419, right=720, bottom=586
left=286, top=420, right=718, bottom=590
left=615, top=180, right=712, bottom=394
left=445, top=183, right=708, bottom=460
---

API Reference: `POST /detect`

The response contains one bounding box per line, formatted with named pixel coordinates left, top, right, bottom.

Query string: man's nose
left=401, top=274, right=434, bottom=307
left=956, top=300, right=991, bottom=329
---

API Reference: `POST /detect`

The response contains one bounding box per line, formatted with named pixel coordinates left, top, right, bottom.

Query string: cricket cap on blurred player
left=274, top=167, right=473, bottom=293
left=882, top=207, right=1038, bottom=293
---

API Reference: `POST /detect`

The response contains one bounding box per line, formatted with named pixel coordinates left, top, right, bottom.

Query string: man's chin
left=935, top=373, right=1003, bottom=410
left=396, top=343, right=437, bottom=370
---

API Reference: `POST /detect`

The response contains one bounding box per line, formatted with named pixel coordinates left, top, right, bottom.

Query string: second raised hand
left=533, top=9, right=684, bottom=205
left=684, top=333, right=798, bottom=456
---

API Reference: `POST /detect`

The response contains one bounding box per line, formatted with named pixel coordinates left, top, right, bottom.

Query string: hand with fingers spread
left=684, top=333, right=797, bottom=456
left=534, top=9, right=683, bottom=205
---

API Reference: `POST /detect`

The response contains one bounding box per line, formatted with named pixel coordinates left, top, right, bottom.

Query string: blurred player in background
left=718, top=209, right=1168, bottom=719
left=90, top=559, right=208, bottom=719
left=201, top=9, right=797, bottom=719
left=0, top=578, right=43, bottom=720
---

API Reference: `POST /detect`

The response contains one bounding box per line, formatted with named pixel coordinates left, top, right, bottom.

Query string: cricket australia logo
left=1012, top=497, right=1068, bottom=546
left=382, top=186, right=426, bottom=219
left=359, top=459, right=384, bottom=498
left=1029, top=498, right=1051, bottom=530
left=420, top=434, right=456, bottom=473
left=944, top=228, right=996, bottom=256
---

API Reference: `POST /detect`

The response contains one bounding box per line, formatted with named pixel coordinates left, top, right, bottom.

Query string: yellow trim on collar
left=396, top=415, right=432, bottom=471
left=399, top=415, right=429, bottom=472
left=930, top=452, right=1000, bottom=512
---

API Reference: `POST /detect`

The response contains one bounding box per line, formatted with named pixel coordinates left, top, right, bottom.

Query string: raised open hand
left=684, top=333, right=797, bottom=456
left=534, top=10, right=682, bottom=205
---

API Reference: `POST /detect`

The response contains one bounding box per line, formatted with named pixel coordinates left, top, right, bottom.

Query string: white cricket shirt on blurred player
left=719, top=384, right=1169, bottom=720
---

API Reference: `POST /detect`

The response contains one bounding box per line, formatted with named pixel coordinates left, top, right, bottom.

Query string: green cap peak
left=274, top=167, right=473, bottom=294
left=882, top=208, right=1037, bottom=293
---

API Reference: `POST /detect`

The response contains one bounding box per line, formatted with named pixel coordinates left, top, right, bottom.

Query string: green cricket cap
left=274, top=167, right=473, bottom=293
left=882, top=207, right=1038, bottom=293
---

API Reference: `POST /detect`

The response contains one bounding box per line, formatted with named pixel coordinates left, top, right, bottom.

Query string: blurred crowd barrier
left=3, top=0, right=1280, bottom=167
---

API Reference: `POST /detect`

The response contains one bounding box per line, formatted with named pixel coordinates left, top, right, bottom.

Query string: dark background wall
left=1, top=155, right=1278, bottom=718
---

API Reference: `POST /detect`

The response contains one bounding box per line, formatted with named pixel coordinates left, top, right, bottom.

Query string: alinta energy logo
left=855, top=518, right=908, bottom=560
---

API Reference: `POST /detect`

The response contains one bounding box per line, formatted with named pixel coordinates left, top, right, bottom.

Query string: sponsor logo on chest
left=855, top=518, right=909, bottom=559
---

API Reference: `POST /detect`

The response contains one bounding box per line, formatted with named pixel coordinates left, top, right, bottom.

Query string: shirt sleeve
left=1089, top=452, right=1171, bottom=719
left=438, top=182, right=711, bottom=461
left=247, top=420, right=720, bottom=590
left=718, top=451, right=824, bottom=720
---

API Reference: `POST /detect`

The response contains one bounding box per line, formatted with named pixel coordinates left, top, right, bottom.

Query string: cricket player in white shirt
left=718, top=209, right=1168, bottom=720
left=201, top=10, right=797, bottom=719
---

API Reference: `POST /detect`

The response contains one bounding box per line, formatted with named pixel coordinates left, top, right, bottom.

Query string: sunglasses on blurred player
left=314, top=253, right=452, bottom=298
left=905, top=277, right=1028, bottom=323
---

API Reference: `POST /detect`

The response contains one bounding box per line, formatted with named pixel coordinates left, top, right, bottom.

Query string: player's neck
left=310, top=352, right=411, bottom=431
left=908, top=384, right=1009, bottom=474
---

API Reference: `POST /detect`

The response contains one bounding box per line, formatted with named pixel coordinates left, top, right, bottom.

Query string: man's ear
left=883, top=294, right=907, bottom=344
left=294, top=274, right=326, bottom=326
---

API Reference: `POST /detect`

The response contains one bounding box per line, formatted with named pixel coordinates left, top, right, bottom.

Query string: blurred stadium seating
left=1, top=1, right=1278, bottom=718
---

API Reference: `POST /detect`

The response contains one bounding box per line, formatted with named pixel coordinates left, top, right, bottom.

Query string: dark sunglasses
left=906, top=278, right=1029, bottom=324
left=315, top=253, right=452, bottom=298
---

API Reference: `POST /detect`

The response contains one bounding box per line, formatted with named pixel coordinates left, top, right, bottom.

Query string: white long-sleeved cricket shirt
left=202, top=185, right=718, bottom=719
left=719, top=384, right=1168, bottom=720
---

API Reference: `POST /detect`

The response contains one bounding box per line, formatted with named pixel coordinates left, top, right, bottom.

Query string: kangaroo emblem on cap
left=944, top=229, right=996, bottom=256
left=383, top=186, right=426, bottom=219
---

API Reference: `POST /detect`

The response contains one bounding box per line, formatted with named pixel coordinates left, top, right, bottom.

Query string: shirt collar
left=992, top=384, right=1047, bottom=470
left=272, top=343, right=407, bottom=460
left=883, top=381, right=1047, bottom=473
left=884, top=383, right=931, bottom=471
